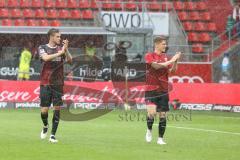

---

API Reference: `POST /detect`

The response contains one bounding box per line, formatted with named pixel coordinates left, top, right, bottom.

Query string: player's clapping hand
left=170, top=54, right=179, bottom=62
left=171, top=52, right=182, bottom=62
left=62, top=39, right=69, bottom=49
left=61, top=39, right=69, bottom=54
left=175, top=52, right=183, bottom=60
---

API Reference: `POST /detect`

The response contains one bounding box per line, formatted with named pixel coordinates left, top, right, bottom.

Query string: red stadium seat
left=112, top=0, right=122, bottom=10
left=82, top=9, right=93, bottom=20
left=0, top=0, right=6, bottom=7
left=55, top=0, right=66, bottom=8
left=194, top=22, right=206, bottom=31
left=23, top=9, right=34, bottom=18
left=207, top=22, right=217, bottom=32
left=32, top=0, right=42, bottom=8
left=188, top=32, right=198, bottom=42
left=199, top=33, right=211, bottom=43
left=10, top=9, right=22, bottom=18
left=14, top=19, right=25, bottom=26
left=184, top=2, right=195, bottom=11
left=196, top=2, right=207, bottom=11
left=201, top=12, right=211, bottom=21
left=147, top=2, right=161, bottom=11
left=1, top=19, right=12, bottom=26
left=0, top=8, right=9, bottom=18
left=90, top=0, right=98, bottom=10
left=59, top=9, right=70, bottom=19
left=8, top=0, right=18, bottom=7
left=46, top=9, right=58, bottom=19
left=173, top=1, right=184, bottom=11
left=178, top=12, right=188, bottom=21
left=35, top=9, right=45, bottom=18
left=79, top=0, right=90, bottom=9
left=20, top=0, right=31, bottom=8
left=44, top=0, right=55, bottom=8
left=26, top=19, right=37, bottom=26
left=192, top=43, right=204, bottom=53
left=162, top=2, right=173, bottom=12
left=124, top=1, right=137, bottom=11
left=67, top=0, right=78, bottom=9
left=102, top=2, right=113, bottom=10
left=189, top=12, right=200, bottom=21
left=183, top=22, right=193, bottom=31
left=70, top=9, right=81, bottom=19
left=114, top=2, right=122, bottom=11
left=50, top=20, right=61, bottom=26
left=39, top=19, right=49, bottom=26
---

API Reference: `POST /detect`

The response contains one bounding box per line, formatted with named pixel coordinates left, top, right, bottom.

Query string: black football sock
left=41, top=112, right=48, bottom=127
left=51, top=110, right=60, bottom=136
left=147, top=116, right=154, bottom=130
left=158, top=117, right=167, bottom=138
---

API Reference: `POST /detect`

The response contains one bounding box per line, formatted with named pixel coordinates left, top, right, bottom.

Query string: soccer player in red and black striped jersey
left=144, top=36, right=181, bottom=145
left=39, top=28, right=72, bottom=143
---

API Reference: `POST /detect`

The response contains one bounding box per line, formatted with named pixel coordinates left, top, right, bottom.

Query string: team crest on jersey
left=39, top=49, right=45, bottom=54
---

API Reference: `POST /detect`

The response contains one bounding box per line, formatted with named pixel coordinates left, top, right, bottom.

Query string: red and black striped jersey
left=38, top=44, right=65, bottom=85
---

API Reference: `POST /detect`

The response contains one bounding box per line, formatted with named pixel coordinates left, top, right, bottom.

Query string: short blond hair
left=154, top=36, right=167, bottom=44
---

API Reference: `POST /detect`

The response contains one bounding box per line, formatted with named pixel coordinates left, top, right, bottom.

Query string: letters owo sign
left=101, top=11, right=169, bottom=36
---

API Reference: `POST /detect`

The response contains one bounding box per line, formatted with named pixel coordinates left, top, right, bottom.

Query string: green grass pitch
left=0, top=108, right=239, bottom=160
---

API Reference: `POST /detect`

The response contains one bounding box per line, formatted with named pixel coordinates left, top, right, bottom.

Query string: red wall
left=0, top=81, right=240, bottom=105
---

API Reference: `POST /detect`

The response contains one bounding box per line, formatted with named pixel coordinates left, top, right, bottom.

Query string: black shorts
left=40, top=85, right=63, bottom=107
left=145, top=91, right=169, bottom=112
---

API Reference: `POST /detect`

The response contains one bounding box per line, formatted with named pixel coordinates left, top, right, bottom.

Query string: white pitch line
left=153, top=124, right=240, bottom=136
left=197, top=115, right=240, bottom=120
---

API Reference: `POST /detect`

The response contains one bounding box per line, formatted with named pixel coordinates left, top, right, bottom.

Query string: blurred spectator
left=18, top=42, right=32, bottom=81
left=133, top=53, right=142, bottom=61
left=0, top=45, right=2, bottom=60
left=66, top=71, right=73, bottom=81
left=226, top=15, right=235, bottom=37
left=84, top=37, right=97, bottom=59
left=233, top=4, right=240, bottom=37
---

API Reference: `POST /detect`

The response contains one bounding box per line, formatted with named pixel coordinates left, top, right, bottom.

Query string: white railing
left=210, top=22, right=240, bottom=61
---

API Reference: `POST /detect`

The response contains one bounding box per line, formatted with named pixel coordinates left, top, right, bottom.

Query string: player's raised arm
left=39, top=47, right=66, bottom=62
left=150, top=54, right=179, bottom=70
left=65, top=49, right=72, bottom=63
left=62, top=39, right=72, bottom=64
left=169, top=52, right=182, bottom=73
left=151, top=59, right=175, bottom=70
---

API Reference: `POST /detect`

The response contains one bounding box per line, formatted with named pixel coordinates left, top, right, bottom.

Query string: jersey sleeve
left=38, top=45, right=47, bottom=59
left=144, top=53, right=154, bottom=64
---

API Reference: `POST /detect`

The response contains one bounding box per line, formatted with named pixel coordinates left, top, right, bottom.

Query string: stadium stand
left=14, top=18, right=24, bottom=26
left=206, top=0, right=233, bottom=35
left=32, top=0, right=42, bottom=8
left=0, top=0, right=235, bottom=57
left=10, top=8, right=22, bottom=18
left=38, top=19, right=49, bottom=26
left=55, top=0, right=67, bottom=8
left=1, top=18, right=12, bottom=26
left=20, top=0, right=31, bottom=8
left=35, top=9, right=45, bottom=18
